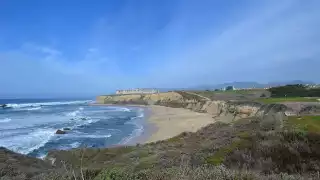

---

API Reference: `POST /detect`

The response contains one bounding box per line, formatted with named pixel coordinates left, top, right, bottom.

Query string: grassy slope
left=41, top=115, right=320, bottom=180
left=189, top=89, right=269, bottom=101
left=285, top=115, right=320, bottom=132
left=257, top=97, right=319, bottom=104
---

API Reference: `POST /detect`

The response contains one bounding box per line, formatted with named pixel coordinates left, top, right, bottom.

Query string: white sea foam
left=66, top=110, right=81, bottom=117
left=137, top=113, right=144, bottom=118
left=130, top=109, right=145, bottom=120
left=0, top=128, right=56, bottom=155
left=121, top=115, right=144, bottom=144
left=5, top=100, right=92, bottom=109
left=0, top=118, right=11, bottom=123
left=80, top=134, right=112, bottom=139
left=58, top=142, right=82, bottom=150
left=114, top=107, right=131, bottom=112
left=27, top=107, right=42, bottom=111
left=70, top=142, right=81, bottom=148
left=61, top=132, right=112, bottom=139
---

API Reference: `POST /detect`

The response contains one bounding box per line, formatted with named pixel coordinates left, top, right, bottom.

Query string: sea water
left=0, top=98, right=144, bottom=158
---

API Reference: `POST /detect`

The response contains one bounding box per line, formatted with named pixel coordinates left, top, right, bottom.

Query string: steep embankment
left=96, top=91, right=291, bottom=122
left=3, top=92, right=320, bottom=179
left=96, top=92, right=184, bottom=105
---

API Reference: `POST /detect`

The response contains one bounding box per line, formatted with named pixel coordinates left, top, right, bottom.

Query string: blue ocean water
left=0, top=98, right=145, bottom=158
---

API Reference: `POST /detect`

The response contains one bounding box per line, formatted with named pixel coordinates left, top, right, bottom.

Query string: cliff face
left=96, top=92, right=291, bottom=121
left=96, top=92, right=184, bottom=105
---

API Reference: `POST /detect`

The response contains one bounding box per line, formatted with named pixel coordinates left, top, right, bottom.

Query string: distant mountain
left=265, top=80, right=315, bottom=87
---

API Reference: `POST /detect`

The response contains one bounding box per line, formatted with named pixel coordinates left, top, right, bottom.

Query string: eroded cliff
left=96, top=91, right=291, bottom=121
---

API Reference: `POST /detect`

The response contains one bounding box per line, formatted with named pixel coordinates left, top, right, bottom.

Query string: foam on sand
left=120, top=110, right=145, bottom=144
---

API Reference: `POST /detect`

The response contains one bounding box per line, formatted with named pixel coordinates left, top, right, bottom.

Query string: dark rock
left=81, top=117, right=87, bottom=120
left=55, top=130, right=66, bottom=134
left=1, top=104, right=7, bottom=108
left=63, top=127, right=71, bottom=131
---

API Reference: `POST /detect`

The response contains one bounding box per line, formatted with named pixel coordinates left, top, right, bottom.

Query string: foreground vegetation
left=2, top=85, right=320, bottom=180
left=3, top=112, right=315, bottom=179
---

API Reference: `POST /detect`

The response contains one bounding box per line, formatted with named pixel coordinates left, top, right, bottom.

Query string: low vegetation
left=189, top=89, right=269, bottom=101
left=3, top=114, right=312, bottom=179
left=257, top=97, right=319, bottom=104
left=285, top=115, right=320, bottom=133
left=269, top=84, right=320, bottom=97
left=3, top=86, right=320, bottom=180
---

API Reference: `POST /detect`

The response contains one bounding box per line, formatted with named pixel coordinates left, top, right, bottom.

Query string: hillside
left=2, top=90, right=320, bottom=179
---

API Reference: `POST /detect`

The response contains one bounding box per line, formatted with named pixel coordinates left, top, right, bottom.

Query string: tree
left=225, top=86, right=234, bottom=91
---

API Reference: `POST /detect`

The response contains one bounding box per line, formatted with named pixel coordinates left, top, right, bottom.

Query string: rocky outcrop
left=96, top=92, right=185, bottom=105
left=55, top=130, right=66, bottom=134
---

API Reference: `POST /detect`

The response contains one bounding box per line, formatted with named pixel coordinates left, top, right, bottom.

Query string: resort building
left=116, top=88, right=159, bottom=95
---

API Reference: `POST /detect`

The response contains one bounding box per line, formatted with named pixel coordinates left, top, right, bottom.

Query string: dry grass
left=35, top=114, right=320, bottom=180
left=2, top=98, right=320, bottom=180
left=257, top=97, right=319, bottom=104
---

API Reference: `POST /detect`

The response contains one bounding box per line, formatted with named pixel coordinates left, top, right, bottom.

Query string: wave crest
left=0, top=128, right=56, bottom=155
left=5, top=100, right=92, bottom=109
left=0, top=118, right=11, bottom=123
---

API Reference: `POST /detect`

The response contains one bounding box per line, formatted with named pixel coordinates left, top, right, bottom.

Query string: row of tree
left=269, top=84, right=320, bottom=97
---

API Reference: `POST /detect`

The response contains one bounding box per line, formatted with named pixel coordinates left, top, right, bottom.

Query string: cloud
left=88, top=48, right=98, bottom=53
left=1, top=0, right=319, bottom=97
left=145, top=0, right=320, bottom=87
left=21, top=43, right=62, bottom=56
left=0, top=44, right=128, bottom=97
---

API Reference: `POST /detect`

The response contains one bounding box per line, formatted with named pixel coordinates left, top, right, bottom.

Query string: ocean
left=0, top=98, right=145, bottom=158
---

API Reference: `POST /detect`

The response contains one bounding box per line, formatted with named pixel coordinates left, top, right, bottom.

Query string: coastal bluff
left=96, top=91, right=290, bottom=121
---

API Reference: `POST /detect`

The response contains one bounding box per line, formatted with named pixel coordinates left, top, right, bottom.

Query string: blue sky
left=0, top=0, right=319, bottom=98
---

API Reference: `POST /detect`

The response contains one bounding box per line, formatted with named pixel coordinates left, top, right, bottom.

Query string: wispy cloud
left=145, top=0, right=320, bottom=87
left=0, top=0, right=319, bottom=97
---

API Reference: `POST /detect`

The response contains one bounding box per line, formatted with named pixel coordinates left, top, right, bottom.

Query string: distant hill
left=189, top=80, right=315, bottom=91
left=141, top=81, right=315, bottom=92
left=265, top=80, right=315, bottom=87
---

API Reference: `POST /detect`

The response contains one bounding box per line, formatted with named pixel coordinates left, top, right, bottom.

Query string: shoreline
left=119, top=106, right=157, bottom=145
left=90, top=103, right=217, bottom=145
left=144, top=105, right=216, bottom=143
left=90, top=103, right=157, bottom=146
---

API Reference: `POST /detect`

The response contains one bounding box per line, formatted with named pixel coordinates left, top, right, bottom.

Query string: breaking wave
left=0, top=118, right=11, bottom=123
left=66, top=110, right=81, bottom=117
left=27, top=107, right=42, bottom=111
left=120, top=109, right=145, bottom=144
left=63, top=132, right=112, bottom=139
left=5, top=100, right=92, bottom=109
left=0, top=128, right=56, bottom=155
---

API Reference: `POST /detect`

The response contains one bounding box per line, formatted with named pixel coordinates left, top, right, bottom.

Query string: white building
left=116, top=88, right=159, bottom=95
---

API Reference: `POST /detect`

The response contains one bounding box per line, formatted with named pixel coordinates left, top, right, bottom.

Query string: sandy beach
left=145, top=105, right=216, bottom=143
left=90, top=103, right=225, bottom=144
